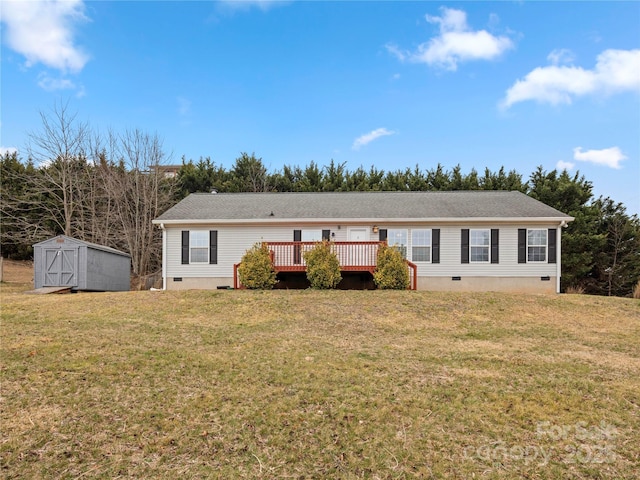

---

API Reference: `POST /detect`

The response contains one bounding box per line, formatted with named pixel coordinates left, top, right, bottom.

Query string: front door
left=44, top=248, right=77, bottom=287
left=348, top=228, right=369, bottom=266
left=349, top=228, right=368, bottom=242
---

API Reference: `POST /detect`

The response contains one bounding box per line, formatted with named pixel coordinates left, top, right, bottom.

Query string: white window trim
left=411, top=229, right=432, bottom=263
left=527, top=228, right=547, bottom=263
left=189, top=230, right=209, bottom=264
left=469, top=228, right=490, bottom=263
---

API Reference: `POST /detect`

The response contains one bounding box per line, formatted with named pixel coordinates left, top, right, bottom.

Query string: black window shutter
left=461, top=229, right=469, bottom=264
left=181, top=231, right=189, bottom=264
left=293, top=229, right=302, bottom=264
left=548, top=228, right=557, bottom=264
left=432, top=229, right=440, bottom=264
left=491, top=229, right=499, bottom=264
left=379, top=229, right=387, bottom=242
left=209, top=230, right=218, bottom=265
left=322, top=229, right=330, bottom=241
left=518, top=229, right=526, bottom=263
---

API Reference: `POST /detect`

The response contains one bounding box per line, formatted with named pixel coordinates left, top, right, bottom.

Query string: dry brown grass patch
left=1, top=286, right=639, bottom=479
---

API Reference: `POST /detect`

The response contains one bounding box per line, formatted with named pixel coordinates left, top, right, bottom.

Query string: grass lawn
left=1, top=265, right=639, bottom=479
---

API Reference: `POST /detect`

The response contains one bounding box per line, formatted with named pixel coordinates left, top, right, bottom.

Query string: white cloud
left=217, top=0, right=288, bottom=12
left=1, top=0, right=89, bottom=73
left=556, top=160, right=575, bottom=171
left=501, top=49, right=640, bottom=109
left=387, top=7, right=513, bottom=71
left=177, top=96, right=192, bottom=117
left=547, top=48, right=575, bottom=66
left=573, top=146, right=627, bottom=169
left=37, top=72, right=86, bottom=97
left=385, top=44, right=407, bottom=62
left=0, top=146, right=18, bottom=156
left=352, top=128, right=396, bottom=151
left=37, top=72, right=75, bottom=90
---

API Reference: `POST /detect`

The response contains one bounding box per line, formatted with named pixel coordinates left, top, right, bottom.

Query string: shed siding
left=33, top=235, right=130, bottom=291
left=84, top=247, right=131, bottom=291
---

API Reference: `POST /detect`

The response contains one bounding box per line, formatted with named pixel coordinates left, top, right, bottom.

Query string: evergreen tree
left=591, top=198, right=640, bottom=297
left=528, top=167, right=605, bottom=291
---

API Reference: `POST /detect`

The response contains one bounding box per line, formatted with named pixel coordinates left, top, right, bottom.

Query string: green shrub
left=374, top=244, right=410, bottom=290
left=237, top=242, right=277, bottom=289
left=304, top=241, right=342, bottom=289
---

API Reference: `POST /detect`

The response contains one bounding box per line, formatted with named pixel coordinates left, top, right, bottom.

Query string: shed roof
left=154, top=191, right=573, bottom=224
left=33, top=235, right=131, bottom=257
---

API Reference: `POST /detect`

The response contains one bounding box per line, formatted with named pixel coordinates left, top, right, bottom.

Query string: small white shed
left=33, top=235, right=131, bottom=291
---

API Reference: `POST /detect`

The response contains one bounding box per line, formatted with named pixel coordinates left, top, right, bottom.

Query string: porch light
left=372, top=225, right=379, bottom=233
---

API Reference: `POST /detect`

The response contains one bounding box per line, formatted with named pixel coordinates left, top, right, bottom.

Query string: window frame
left=301, top=229, right=323, bottom=242
left=469, top=229, right=490, bottom=263
left=411, top=229, right=432, bottom=263
left=189, top=230, right=209, bottom=264
left=527, top=228, right=547, bottom=263
left=386, top=228, right=408, bottom=258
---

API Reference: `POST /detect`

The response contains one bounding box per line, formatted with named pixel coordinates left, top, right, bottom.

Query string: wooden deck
left=234, top=241, right=417, bottom=290
left=267, top=241, right=382, bottom=273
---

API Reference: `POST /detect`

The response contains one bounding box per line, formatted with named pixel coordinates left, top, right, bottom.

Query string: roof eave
left=153, top=216, right=574, bottom=225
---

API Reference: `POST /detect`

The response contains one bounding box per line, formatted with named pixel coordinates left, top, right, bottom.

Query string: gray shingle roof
left=154, top=191, right=572, bottom=223
left=33, top=235, right=131, bottom=257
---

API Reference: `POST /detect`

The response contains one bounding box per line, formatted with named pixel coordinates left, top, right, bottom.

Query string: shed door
left=44, top=248, right=77, bottom=287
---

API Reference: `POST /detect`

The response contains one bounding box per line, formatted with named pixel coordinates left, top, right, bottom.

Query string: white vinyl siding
left=527, top=229, right=547, bottom=262
left=166, top=225, right=336, bottom=279
left=411, top=229, right=431, bottom=262
left=163, top=223, right=560, bottom=282
left=421, top=225, right=557, bottom=278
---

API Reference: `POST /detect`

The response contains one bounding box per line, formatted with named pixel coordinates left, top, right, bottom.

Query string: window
left=411, top=229, right=431, bottom=262
left=301, top=230, right=323, bottom=242
left=182, top=231, right=217, bottom=265
left=387, top=229, right=408, bottom=258
left=190, top=231, right=209, bottom=263
left=470, top=229, right=490, bottom=262
left=527, top=229, right=547, bottom=262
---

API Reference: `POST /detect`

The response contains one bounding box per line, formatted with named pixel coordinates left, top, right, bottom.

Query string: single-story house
left=152, top=191, right=573, bottom=293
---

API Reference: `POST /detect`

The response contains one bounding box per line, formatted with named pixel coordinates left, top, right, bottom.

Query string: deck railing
left=234, top=241, right=417, bottom=290
left=406, top=259, right=417, bottom=291
left=266, top=241, right=383, bottom=272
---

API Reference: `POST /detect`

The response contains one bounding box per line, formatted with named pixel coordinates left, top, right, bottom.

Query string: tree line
left=1, top=104, right=638, bottom=295
left=1, top=103, right=173, bottom=278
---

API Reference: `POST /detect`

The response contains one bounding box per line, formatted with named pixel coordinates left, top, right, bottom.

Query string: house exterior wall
left=416, top=276, right=557, bottom=294
left=161, top=222, right=562, bottom=293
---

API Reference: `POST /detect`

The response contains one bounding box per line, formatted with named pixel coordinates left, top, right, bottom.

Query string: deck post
left=405, top=260, right=418, bottom=290
left=233, top=263, right=239, bottom=289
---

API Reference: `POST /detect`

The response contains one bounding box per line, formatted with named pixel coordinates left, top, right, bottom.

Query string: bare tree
left=104, top=129, right=174, bottom=276
left=2, top=103, right=176, bottom=280
left=26, top=101, right=90, bottom=237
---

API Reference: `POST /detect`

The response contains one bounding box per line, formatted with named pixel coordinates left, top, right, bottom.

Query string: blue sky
left=2, top=1, right=639, bottom=214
